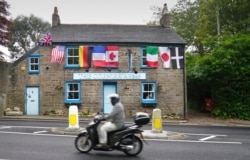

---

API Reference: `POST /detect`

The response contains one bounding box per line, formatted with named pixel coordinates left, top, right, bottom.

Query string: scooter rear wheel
left=124, top=136, right=143, bottom=156
left=75, top=134, right=92, bottom=153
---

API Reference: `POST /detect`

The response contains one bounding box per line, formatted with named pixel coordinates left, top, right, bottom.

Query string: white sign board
left=73, top=72, right=146, bottom=80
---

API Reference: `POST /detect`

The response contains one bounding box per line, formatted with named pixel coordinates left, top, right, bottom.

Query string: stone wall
left=7, top=46, right=185, bottom=118
left=0, top=62, right=10, bottom=116
left=0, top=62, right=8, bottom=92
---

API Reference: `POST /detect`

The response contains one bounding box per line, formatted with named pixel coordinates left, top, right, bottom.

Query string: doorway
left=103, top=82, right=117, bottom=114
left=26, top=87, right=39, bottom=115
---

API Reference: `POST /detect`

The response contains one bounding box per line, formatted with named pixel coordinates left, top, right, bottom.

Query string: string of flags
left=39, top=32, right=183, bottom=68
left=50, top=44, right=184, bottom=69
left=50, top=45, right=119, bottom=68
left=146, top=46, right=184, bottom=69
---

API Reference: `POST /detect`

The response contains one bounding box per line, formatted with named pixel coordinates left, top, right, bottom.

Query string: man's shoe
left=96, top=143, right=106, bottom=148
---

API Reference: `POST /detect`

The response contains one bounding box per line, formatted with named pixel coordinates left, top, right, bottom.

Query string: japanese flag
left=159, top=47, right=171, bottom=68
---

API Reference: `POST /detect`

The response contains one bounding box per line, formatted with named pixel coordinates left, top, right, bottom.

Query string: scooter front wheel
left=75, top=134, right=92, bottom=153
left=124, top=136, right=143, bottom=156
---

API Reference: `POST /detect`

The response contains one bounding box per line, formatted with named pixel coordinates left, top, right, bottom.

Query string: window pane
left=31, top=58, right=35, bottom=63
left=67, top=48, right=79, bottom=65
left=68, top=57, right=73, bottom=64
left=73, top=57, right=79, bottom=64
left=68, top=49, right=73, bottom=56
left=29, top=57, right=39, bottom=71
left=144, top=84, right=154, bottom=91
left=67, top=83, right=79, bottom=100
left=141, top=48, right=147, bottom=66
left=142, top=58, right=147, bottom=65
left=31, top=65, right=35, bottom=70
left=141, top=82, right=157, bottom=104
left=143, top=83, right=154, bottom=99
left=143, top=49, right=147, bottom=56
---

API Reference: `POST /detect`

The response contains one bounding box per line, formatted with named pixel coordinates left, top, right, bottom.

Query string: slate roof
left=49, top=24, right=186, bottom=45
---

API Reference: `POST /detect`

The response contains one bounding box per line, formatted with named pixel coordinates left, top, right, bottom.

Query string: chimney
left=160, top=3, right=170, bottom=28
left=160, top=14, right=170, bottom=28
left=52, top=7, right=60, bottom=27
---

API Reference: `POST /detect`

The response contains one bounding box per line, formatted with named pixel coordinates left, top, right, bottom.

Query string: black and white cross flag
left=170, top=47, right=184, bottom=69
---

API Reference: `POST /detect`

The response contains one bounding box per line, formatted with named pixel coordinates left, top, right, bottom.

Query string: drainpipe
left=183, top=46, right=188, bottom=120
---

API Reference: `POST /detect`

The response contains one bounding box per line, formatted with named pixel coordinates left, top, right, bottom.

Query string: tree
left=0, top=0, right=10, bottom=48
left=148, top=1, right=203, bottom=53
left=147, top=5, right=162, bottom=25
left=171, top=0, right=202, bottom=53
left=195, top=0, right=250, bottom=53
left=187, top=33, right=250, bottom=119
left=8, top=15, right=51, bottom=57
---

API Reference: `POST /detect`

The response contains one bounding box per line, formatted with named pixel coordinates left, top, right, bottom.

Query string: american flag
left=50, top=46, right=65, bottom=63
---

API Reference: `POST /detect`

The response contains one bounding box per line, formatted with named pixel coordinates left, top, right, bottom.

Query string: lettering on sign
left=73, top=72, right=146, bottom=80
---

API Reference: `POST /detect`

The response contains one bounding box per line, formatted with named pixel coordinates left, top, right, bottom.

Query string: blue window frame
left=28, top=54, right=40, bottom=74
left=140, top=47, right=148, bottom=68
left=141, top=82, right=157, bottom=104
left=65, top=81, right=81, bottom=104
left=65, top=46, right=80, bottom=68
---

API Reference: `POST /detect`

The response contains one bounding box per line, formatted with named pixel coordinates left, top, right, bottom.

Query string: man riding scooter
left=96, top=93, right=125, bottom=148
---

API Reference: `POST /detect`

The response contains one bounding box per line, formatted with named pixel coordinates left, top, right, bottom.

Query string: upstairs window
left=65, top=47, right=79, bottom=68
left=28, top=55, right=40, bottom=74
left=141, top=82, right=157, bottom=104
left=140, top=47, right=148, bottom=68
left=65, top=82, right=81, bottom=104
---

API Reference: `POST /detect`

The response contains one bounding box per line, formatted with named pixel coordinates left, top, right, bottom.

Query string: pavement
left=1, top=111, right=250, bottom=140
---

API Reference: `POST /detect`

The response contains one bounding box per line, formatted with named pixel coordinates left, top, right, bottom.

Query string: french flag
left=92, top=46, right=106, bottom=67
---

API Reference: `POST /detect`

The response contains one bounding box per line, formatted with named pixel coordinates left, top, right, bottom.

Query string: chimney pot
left=52, top=7, right=60, bottom=27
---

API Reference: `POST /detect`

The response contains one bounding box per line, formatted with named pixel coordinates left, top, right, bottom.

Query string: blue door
left=103, top=82, right=117, bottom=114
left=26, top=87, right=39, bottom=115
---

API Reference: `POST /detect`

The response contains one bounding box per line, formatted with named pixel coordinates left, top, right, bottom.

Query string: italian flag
left=79, top=46, right=89, bottom=68
left=146, top=46, right=159, bottom=68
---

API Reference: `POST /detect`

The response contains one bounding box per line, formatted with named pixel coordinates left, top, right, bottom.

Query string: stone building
left=6, top=8, right=186, bottom=118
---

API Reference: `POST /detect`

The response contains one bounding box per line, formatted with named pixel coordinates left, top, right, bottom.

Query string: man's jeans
left=97, top=122, right=117, bottom=144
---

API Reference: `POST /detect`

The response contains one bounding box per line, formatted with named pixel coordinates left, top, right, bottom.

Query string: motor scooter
left=74, top=112, right=150, bottom=156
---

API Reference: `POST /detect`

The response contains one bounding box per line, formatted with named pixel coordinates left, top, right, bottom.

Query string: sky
left=2, top=0, right=179, bottom=61
left=7, top=0, right=179, bottom=25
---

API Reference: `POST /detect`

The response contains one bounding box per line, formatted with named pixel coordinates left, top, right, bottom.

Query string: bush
left=187, top=33, right=250, bottom=119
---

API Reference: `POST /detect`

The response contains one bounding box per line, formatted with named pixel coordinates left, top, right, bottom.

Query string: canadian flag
left=106, top=46, right=119, bottom=67
left=159, top=47, right=171, bottom=68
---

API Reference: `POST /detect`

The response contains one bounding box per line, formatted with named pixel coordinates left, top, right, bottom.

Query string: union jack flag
left=39, top=32, right=52, bottom=46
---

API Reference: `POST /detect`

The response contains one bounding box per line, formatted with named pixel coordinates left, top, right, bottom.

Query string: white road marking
left=0, top=126, right=243, bottom=145
left=0, top=131, right=76, bottom=138
left=2, top=125, right=53, bottom=129
left=33, top=131, right=48, bottom=134
left=183, top=132, right=227, bottom=137
left=147, top=139, right=242, bottom=144
left=0, top=130, right=242, bottom=144
left=200, top=135, right=216, bottom=141
left=0, top=126, right=12, bottom=129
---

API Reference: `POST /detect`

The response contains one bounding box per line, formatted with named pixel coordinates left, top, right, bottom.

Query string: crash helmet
left=108, top=94, right=120, bottom=105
